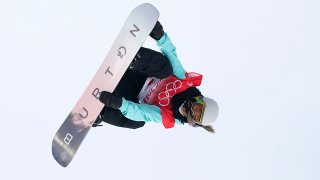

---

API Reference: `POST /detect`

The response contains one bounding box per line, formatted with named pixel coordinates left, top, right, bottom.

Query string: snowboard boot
left=92, top=114, right=103, bottom=127
left=128, top=52, right=141, bottom=70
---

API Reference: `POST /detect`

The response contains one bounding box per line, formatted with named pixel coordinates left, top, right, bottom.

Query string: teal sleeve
left=157, top=33, right=187, bottom=79
left=119, top=98, right=183, bottom=125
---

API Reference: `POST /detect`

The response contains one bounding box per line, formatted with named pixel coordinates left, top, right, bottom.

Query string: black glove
left=99, top=91, right=122, bottom=109
left=150, top=21, right=164, bottom=40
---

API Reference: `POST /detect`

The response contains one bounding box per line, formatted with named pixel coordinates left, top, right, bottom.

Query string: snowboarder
left=94, top=21, right=219, bottom=133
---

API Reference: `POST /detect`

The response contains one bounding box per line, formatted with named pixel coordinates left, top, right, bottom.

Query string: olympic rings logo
left=158, top=80, right=182, bottom=106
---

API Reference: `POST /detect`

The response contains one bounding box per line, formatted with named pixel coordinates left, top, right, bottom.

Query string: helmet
left=201, top=97, right=219, bottom=125
left=186, top=96, right=219, bottom=126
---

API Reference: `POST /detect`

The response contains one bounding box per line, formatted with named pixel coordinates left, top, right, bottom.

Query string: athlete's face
left=186, top=96, right=206, bottom=127
left=190, top=103, right=204, bottom=123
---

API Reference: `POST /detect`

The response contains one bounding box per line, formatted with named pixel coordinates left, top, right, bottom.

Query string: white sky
left=0, top=0, right=319, bottom=180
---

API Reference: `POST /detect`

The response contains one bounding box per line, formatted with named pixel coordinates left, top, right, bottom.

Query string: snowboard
left=52, top=3, right=159, bottom=167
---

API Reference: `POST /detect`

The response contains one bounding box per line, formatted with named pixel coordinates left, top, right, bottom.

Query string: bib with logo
left=137, top=72, right=203, bottom=128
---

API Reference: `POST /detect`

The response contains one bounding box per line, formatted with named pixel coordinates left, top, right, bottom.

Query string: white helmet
left=201, top=97, right=219, bottom=125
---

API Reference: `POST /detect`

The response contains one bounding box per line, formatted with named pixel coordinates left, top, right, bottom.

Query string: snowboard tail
left=52, top=3, right=159, bottom=167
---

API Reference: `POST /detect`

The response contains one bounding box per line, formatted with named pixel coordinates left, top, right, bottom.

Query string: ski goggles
left=187, top=96, right=206, bottom=125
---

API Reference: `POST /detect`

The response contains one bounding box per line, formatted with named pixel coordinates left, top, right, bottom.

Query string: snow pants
left=100, top=47, right=173, bottom=129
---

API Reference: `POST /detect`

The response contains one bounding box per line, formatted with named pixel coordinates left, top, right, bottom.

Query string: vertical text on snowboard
left=63, top=24, right=141, bottom=146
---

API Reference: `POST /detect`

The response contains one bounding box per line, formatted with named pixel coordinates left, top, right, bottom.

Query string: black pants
left=100, top=47, right=173, bottom=129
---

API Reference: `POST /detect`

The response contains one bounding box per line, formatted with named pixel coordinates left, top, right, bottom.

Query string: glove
left=150, top=21, right=164, bottom=40
left=99, top=91, right=122, bottom=109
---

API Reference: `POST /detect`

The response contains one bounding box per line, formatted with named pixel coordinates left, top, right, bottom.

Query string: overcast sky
left=0, top=0, right=319, bottom=180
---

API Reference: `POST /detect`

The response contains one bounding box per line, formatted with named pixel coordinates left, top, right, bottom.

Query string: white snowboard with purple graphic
left=52, top=3, right=159, bottom=167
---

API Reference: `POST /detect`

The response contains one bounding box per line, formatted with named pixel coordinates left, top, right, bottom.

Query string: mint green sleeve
left=156, top=33, right=187, bottom=79
left=119, top=98, right=183, bottom=125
